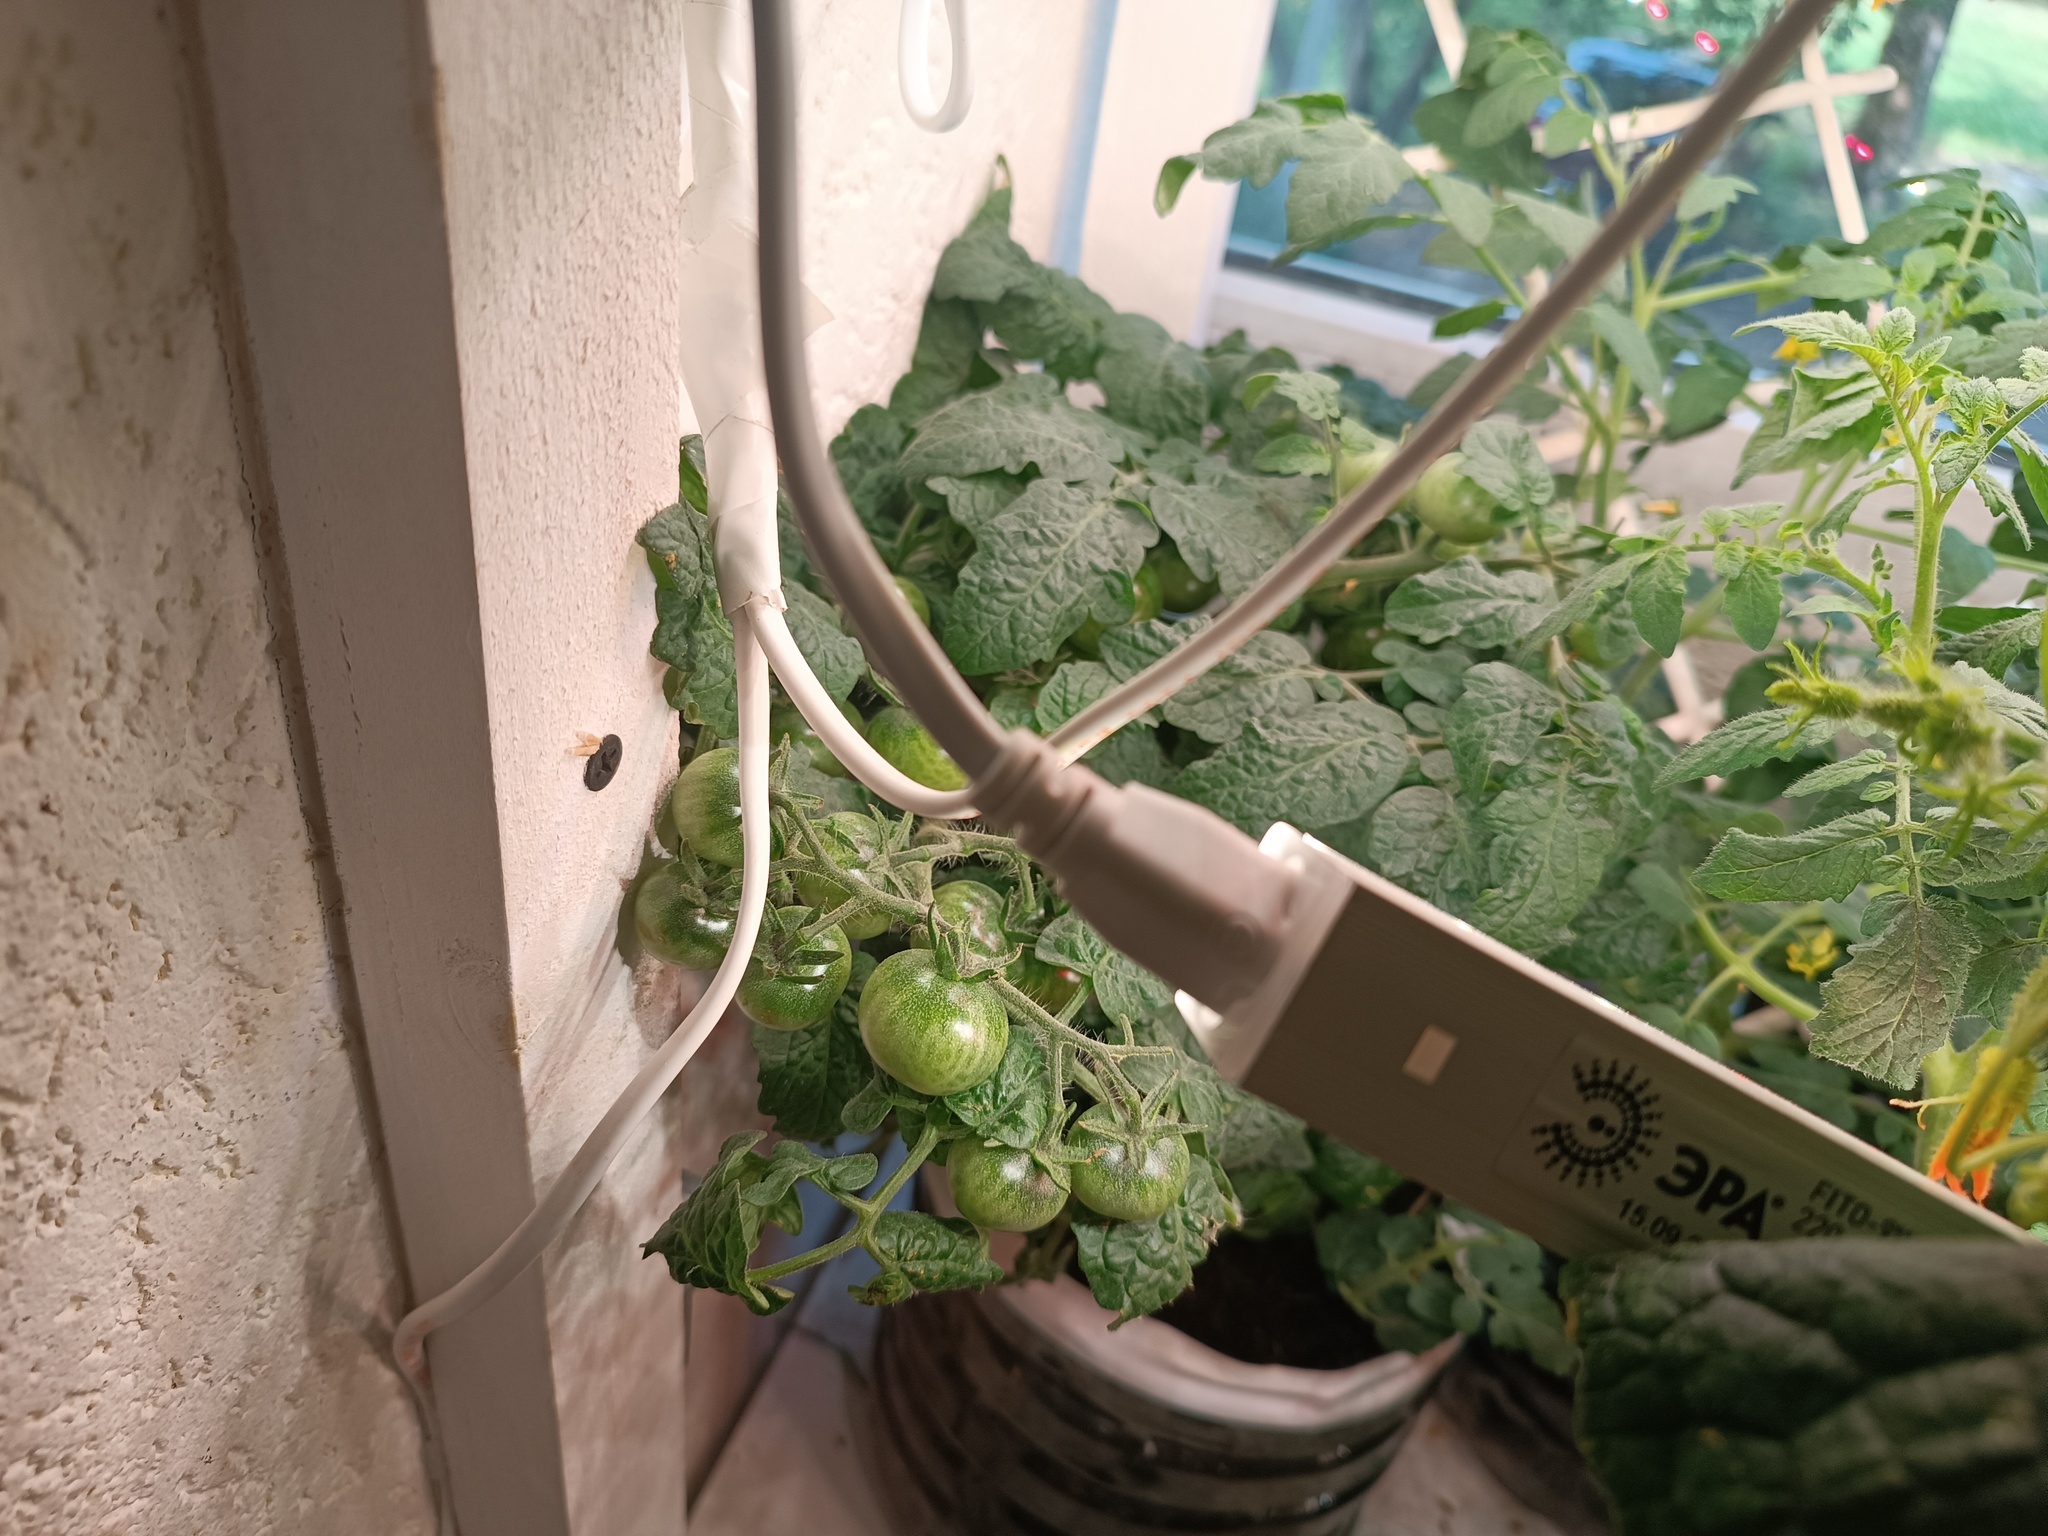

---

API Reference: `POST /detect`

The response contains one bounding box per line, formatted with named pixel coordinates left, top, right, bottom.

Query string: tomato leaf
left=898, top=373, right=1123, bottom=491
left=1655, top=707, right=1837, bottom=787
left=930, top=185, right=1037, bottom=304
left=1034, top=660, right=1115, bottom=733
left=1444, top=661, right=1558, bottom=795
left=1211, top=1081, right=1314, bottom=1172
left=1073, top=1154, right=1238, bottom=1322
left=853, top=1212, right=1004, bottom=1304
left=1692, top=809, right=1894, bottom=902
left=641, top=1132, right=797, bottom=1316
left=1627, top=544, right=1690, bottom=656
left=1964, top=939, right=2048, bottom=1029
left=1035, top=912, right=1113, bottom=976
left=1147, top=478, right=1298, bottom=599
left=943, top=1030, right=1052, bottom=1150
left=943, top=479, right=1159, bottom=673
left=1809, top=895, right=1984, bottom=1089
left=1459, top=419, right=1556, bottom=517
left=1468, top=745, right=1618, bottom=952
left=1096, top=313, right=1209, bottom=441
left=780, top=583, right=865, bottom=700
left=1384, top=556, right=1554, bottom=647
left=752, top=1014, right=879, bottom=1144
left=1094, top=951, right=1175, bottom=1030
left=1177, top=700, right=1411, bottom=834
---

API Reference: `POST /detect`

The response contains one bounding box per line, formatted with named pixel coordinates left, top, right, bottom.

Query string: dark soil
left=1149, top=1229, right=1385, bottom=1370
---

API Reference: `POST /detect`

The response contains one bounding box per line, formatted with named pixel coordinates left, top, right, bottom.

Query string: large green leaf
left=943, top=1030, right=1053, bottom=1150
left=898, top=374, right=1122, bottom=490
left=641, top=1132, right=799, bottom=1316
left=930, top=186, right=1037, bottom=303
left=1176, top=700, right=1411, bottom=834
left=1627, top=545, right=1690, bottom=656
left=780, top=583, right=865, bottom=699
left=1656, top=708, right=1837, bottom=787
left=1444, top=661, right=1557, bottom=795
left=1361, top=786, right=1467, bottom=901
left=944, top=479, right=1158, bottom=673
left=1459, top=420, right=1555, bottom=517
left=1097, top=313, right=1209, bottom=441
left=1468, top=746, right=1617, bottom=952
left=1692, top=810, right=1893, bottom=902
left=1073, top=1155, right=1237, bottom=1321
left=1034, top=660, right=1114, bottom=732
left=1809, top=895, right=1983, bottom=1089
left=1147, top=479, right=1296, bottom=600
left=752, top=1015, right=879, bottom=1144
left=853, top=1212, right=1005, bottom=1304
left=1384, top=556, right=1554, bottom=647
left=1284, top=115, right=1414, bottom=256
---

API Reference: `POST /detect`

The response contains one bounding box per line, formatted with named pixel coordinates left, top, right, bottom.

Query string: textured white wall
left=0, top=10, right=433, bottom=1534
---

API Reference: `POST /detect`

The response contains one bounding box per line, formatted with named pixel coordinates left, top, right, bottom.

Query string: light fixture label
left=1494, top=1037, right=1927, bottom=1248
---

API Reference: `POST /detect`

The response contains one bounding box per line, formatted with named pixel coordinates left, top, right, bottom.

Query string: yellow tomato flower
left=1774, top=337, right=1823, bottom=364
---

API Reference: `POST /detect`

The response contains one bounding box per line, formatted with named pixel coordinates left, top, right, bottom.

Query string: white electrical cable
left=391, top=613, right=774, bottom=1529
left=753, top=605, right=979, bottom=819
left=898, top=0, right=972, bottom=132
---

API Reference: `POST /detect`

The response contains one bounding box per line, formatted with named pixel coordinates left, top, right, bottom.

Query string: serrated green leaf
left=1147, top=478, right=1297, bottom=599
left=1253, top=432, right=1333, bottom=476
left=1285, top=116, right=1414, bottom=254
left=1937, top=525, right=1998, bottom=606
left=1964, top=940, right=2048, bottom=1029
left=781, top=583, right=865, bottom=699
left=1459, top=419, right=1555, bottom=516
left=1790, top=254, right=1897, bottom=302
left=1097, top=313, right=1209, bottom=441
left=1036, top=911, right=1111, bottom=975
left=1785, top=750, right=1891, bottom=798
left=1212, top=1082, right=1314, bottom=1172
left=1547, top=885, right=1682, bottom=980
left=1361, top=785, right=1462, bottom=893
left=1466, top=72, right=1559, bottom=148
left=641, top=1132, right=795, bottom=1316
left=1716, top=546, right=1785, bottom=650
left=1375, top=638, right=1475, bottom=705
left=1540, top=106, right=1593, bottom=157
left=1384, top=556, right=1554, bottom=647
left=1524, top=553, right=1643, bottom=647
left=987, top=264, right=1116, bottom=379
left=1676, top=174, right=1755, bottom=223
left=944, top=479, right=1158, bottom=673
left=1189, top=99, right=1312, bottom=188
left=1628, top=545, right=1690, bottom=656
left=926, top=471, right=1026, bottom=532
left=1034, top=660, right=1113, bottom=732
left=1468, top=748, right=1617, bottom=952
left=1692, top=809, right=1892, bottom=902
left=1444, top=661, right=1557, bottom=795
left=899, top=373, right=1122, bottom=490
left=1177, top=700, right=1410, bottom=834
left=1073, top=1154, right=1236, bottom=1321
left=855, top=1212, right=1004, bottom=1303
left=1427, top=173, right=1496, bottom=245
left=1505, top=191, right=1623, bottom=299
left=1740, top=309, right=1879, bottom=355
left=1655, top=708, right=1836, bottom=787
left=1809, top=895, right=1983, bottom=1089
left=931, top=186, right=1037, bottom=304
left=1588, top=302, right=1664, bottom=397
left=1095, top=951, right=1175, bottom=1031
left=943, top=1029, right=1052, bottom=1150
left=752, top=1015, right=879, bottom=1143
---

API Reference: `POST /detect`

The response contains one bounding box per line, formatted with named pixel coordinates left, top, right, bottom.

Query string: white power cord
left=392, top=612, right=774, bottom=1530
left=898, top=0, right=972, bottom=132
left=753, top=604, right=979, bottom=818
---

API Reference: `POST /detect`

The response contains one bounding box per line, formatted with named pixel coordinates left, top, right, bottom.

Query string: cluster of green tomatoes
left=633, top=743, right=1199, bottom=1236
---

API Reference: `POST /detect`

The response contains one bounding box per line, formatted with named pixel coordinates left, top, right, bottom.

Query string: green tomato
left=769, top=704, right=849, bottom=779
left=737, top=908, right=852, bottom=1032
left=1413, top=453, right=1505, bottom=544
left=2009, top=1160, right=2048, bottom=1228
left=1068, top=565, right=1163, bottom=657
left=1334, top=444, right=1394, bottom=501
left=1566, top=619, right=1632, bottom=669
left=947, top=1141, right=1068, bottom=1232
left=894, top=574, right=932, bottom=628
left=670, top=747, right=779, bottom=867
left=858, top=948, right=1008, bottom=1095
left=793, top=812, right=890, bottom=940
left=1066, top=1106, right=1190, bottom=1222
left=865, top=706, right=969, bottom=791
left=1147, top=543, right=1220, bottom=613
left=1320, top=614, right=1380, bottom=672
left=633, top=863, right=735, bottom=969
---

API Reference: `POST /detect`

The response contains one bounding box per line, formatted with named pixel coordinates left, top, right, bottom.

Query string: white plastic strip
left=753, top=603, right=980, bottom=819
left=391, top=614, right=774, bottom=1527
left=1800, top=33, right=1871, bottom=244
left=898, top=0, right=973, bottom=132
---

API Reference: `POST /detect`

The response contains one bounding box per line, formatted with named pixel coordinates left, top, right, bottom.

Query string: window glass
left=1231, top=0, right=1899, bottom=327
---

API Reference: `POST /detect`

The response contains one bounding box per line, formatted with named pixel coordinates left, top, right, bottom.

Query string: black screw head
left=584, top=733, right=623, bottom=791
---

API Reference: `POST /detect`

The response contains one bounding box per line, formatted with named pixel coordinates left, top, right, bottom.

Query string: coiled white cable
left=898, top=0, right=972, bottom=132
left=753, top=604, right=979, bottom=818
left=391, top=610, right=775, bottom=1530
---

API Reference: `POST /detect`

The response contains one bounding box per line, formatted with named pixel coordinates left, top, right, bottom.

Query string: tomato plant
left=945, top=1140, right=1068, bottom=1233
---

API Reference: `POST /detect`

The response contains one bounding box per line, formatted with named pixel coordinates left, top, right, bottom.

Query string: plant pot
left=868, top=1266, right=1460, bottom=1535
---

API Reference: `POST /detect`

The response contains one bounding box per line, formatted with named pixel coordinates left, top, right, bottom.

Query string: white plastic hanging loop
left=898, top=0, right=972, bottom=132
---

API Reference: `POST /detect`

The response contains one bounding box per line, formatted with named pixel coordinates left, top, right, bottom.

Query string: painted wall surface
left=0, top=10, right=433, bottom=1534
left=426, top=0, right=1096, bottom=1518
